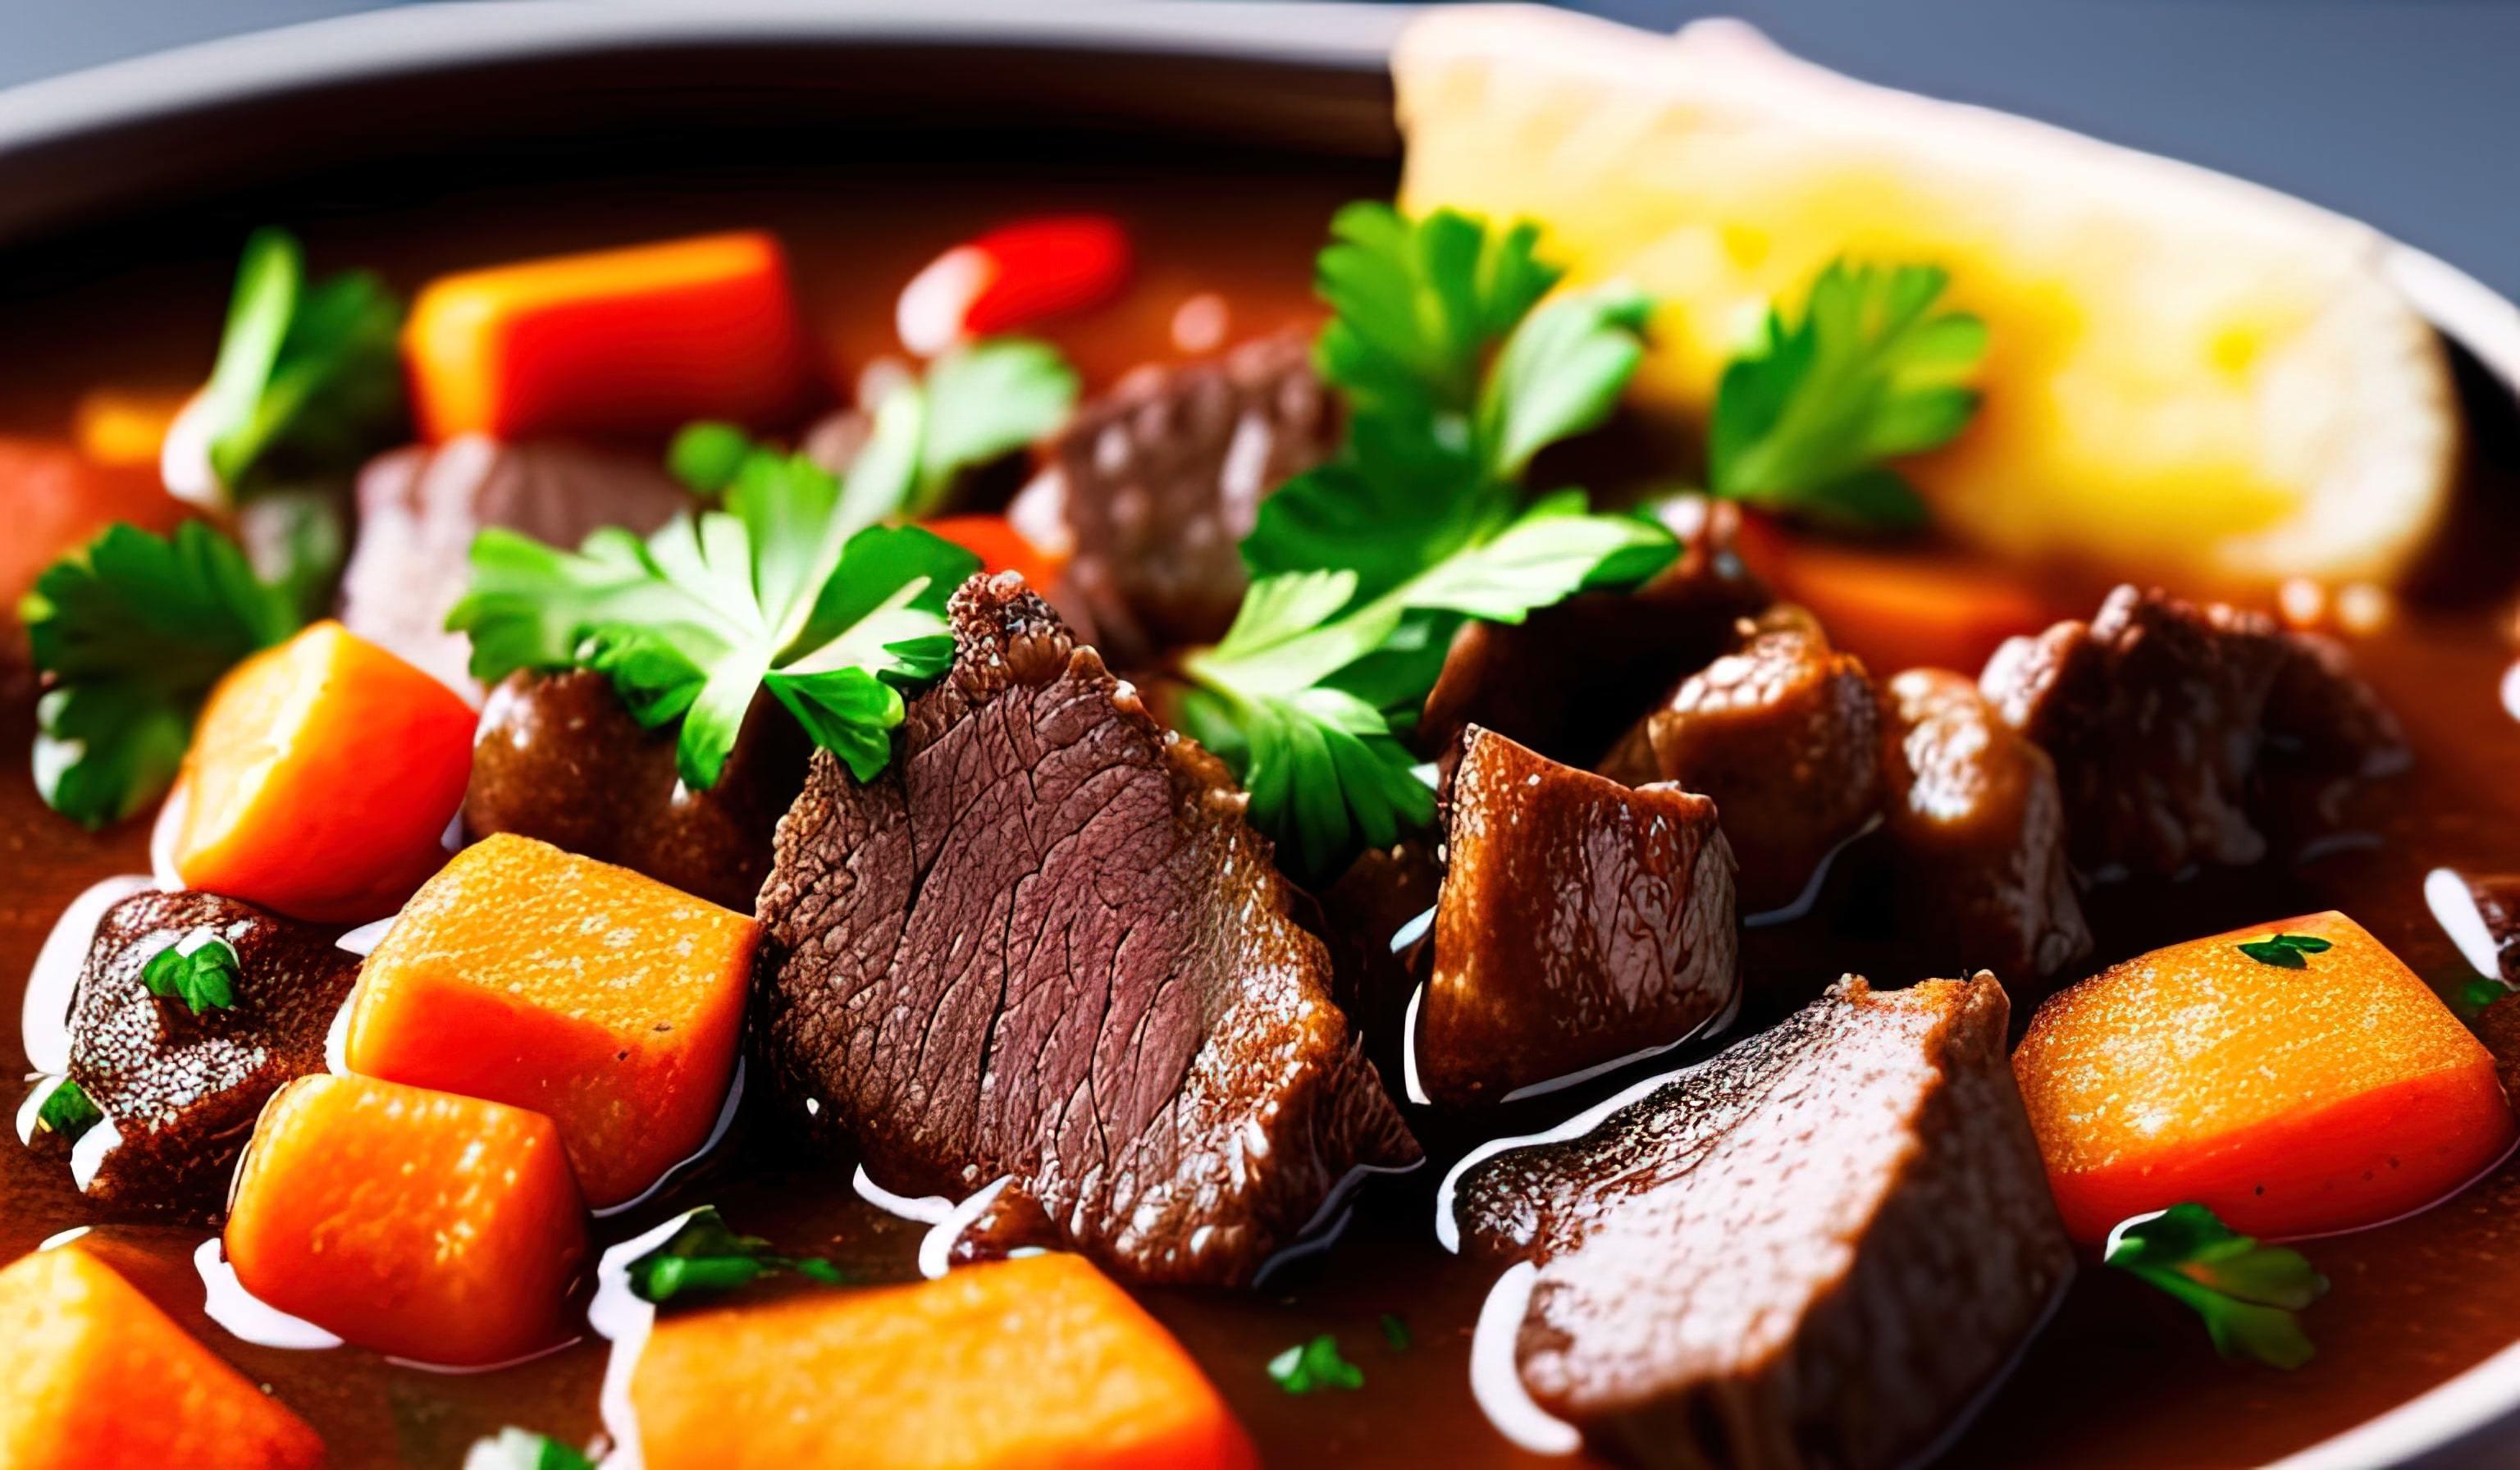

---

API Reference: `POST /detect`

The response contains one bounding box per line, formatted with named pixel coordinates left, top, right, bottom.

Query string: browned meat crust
left=1981, top=585, right=2408, bottom=878
left=1419, top=726, right=1738, bottom=1108
left=1600, top=605, right=1881, bottom=914
left=1035, top=331, right=1336, bottom=664
left=66, top=890, right=359, bottom=1219
left=463, top=671, right=809, bottom=914
left=755, top=573, right=1418, bottom=1285
left=1878, top=669, right=2092, bottom=991
left=1455, top=974, right=2070, bottom=1470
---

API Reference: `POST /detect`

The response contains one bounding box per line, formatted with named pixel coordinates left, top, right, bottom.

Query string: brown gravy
left=4, top=155, right=2518, bottom=1469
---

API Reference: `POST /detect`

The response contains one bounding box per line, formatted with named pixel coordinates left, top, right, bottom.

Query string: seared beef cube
left=1981, top=585, right=2405, bottom=877
left=1419, top=727, right=1737, bottom=1108
left=1317, top=838, right=1443, bottom=1098
left=1879, top=669, right=2091, bottom=988
left=64, top=890, right=359, bottom=1217
left=1600, top=606, right=1880, bottom=915
left=1454, top=974, right=2070, bottom=1470
left=340, top=436, right=690, bottom=696
left=2430, top=868, right=2520, bottom=984
left=1029, top=331, right=1335, bottom=663
left=463, top=671, right=810, bottom=913
left=756, top=573, right=1419, bottom=1285
left=1422, top=495, right=1769, bottom=769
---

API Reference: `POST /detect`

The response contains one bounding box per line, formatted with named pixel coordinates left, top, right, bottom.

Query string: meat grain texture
left=755, top=573, right=1419, bottom=1285
left=1455, top=974, right=2070, bottom=1470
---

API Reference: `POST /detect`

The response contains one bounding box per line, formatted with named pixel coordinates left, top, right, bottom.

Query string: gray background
left=0, top=1, right=2513, bottom=296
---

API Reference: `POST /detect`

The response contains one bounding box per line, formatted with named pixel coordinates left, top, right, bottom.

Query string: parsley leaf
left=1316, top=203, right=1558, bottom=423
left=1187, top=496, right=1672, bottom=878
left=2237, top=933, right=2335, bottom=970
left=142, top=934, right=241, bottom=1016
left=1379, top=1312, right=1412, bottom=1352
left=21, top=522, right=302, bottom=828
left=194, top=227, right=405, bottom=504
left=450, top=443, right=979, bottom=790
left=906, top=337, right=1079, bottom=515
left=31, top=1076, right=103, bottom=1144
left=1709, top=259, right=1986, bottom=533
left=2106, top=1203, right=2326, bottom=1368
left=628, top=1206, right=844, bottom=1306
left=1267, top=1333, right=1365, bottom=1395
left=462, top=1427, right=596, bottom=1470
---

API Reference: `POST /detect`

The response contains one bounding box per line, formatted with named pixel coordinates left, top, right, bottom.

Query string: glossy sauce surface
left=3, top=154, right=2519, bottom=1468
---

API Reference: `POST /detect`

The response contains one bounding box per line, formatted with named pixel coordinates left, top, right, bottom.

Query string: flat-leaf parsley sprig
left=2105, top=1203, right=2327, bottom=1369
left=450, top=338, right=1075, bottom=790
left=1184, top=203, right=1674, bottom=879
left=1708, top=259, right=1988, bottom=533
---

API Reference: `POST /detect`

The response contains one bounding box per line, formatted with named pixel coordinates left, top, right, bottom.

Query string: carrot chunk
left=2014, top=910, right=2515, bottom=1243
left=1731, top=510, right=2056, bottom=677
left=631, top=1253, right=1255, bottom=1470
left=923, top=514, right=1066, bottom=592
left=343, top=833, right=760, bottom=1208
left=0, top=436, right=186, bottom=640
left=404, top=230, right=810, bottom=441
left=173, top=619, right=476, bottom=924
left=0, top=1245, right=324, bottom=1470
left=224, top=1074, right=587, bottom=1366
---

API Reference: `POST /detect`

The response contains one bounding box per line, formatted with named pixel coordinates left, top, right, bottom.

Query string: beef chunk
left=1028, top=331, right=1335, bottom=664
left=339, top=436, right=690, bottom=695
left=1879, top=669, right=2092, bottom=989
left=2430, top=868, right=2520, bottom=985
left=1454, top=974, right=2070, bottom=1470
left=1600, top=606, right=1881, bottom=915
left=2478, top=992, right=2520, bottom=1108
left=755, top=573, right=1419, bottom=1285
left=1419, top=727, right=1737, bottom=1109
left=65, top=890, right=358, bottom=1217
left=1422, top=495, right=1769, bottom=768
left=1980, top=585, right=2407, bottom=877
left=1317, top=838, right=1443, bottom=1101
left=463, top=671, right=809, bottom=913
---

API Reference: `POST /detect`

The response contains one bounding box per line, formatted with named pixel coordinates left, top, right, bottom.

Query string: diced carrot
left=896, top=215, right=1132, bottom=356
left=0, top=1245, right=325, bottom=1470
left=224, top=1073, right=587, bottom=1366
left=632, top=1253, right=1255, bottom=1470
left=0, top=437, right=188, bottom=638
left=1731, top=509, right=2057, bottom=676
left=404, top=230, right=810, bottom=441
left=2014, top=911, right=2516, bottom=1243
left=71, top=388, right=192, bottom=469
left=173, top=619, right=475, bottom=924
left=923, top=514, right=1066, bottom=591
left=344, top=833, right=760, bottom=1208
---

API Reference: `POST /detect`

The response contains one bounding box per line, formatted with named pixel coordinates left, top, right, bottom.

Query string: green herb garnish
left=1191, top=203, right=1673, bottom=879
left=2457, top=975, right=2509, bottom=1018
left=1708, top=259, right=1987, bottom=533
left=463, top=1428, right=596, bottom=1470
left=194, top=226, right=404, bottom=504
left=1267, top=1333, right=1364, bottom=1394
left=451, top=443, right=978, bottom=792
left=32, top=1076, right=103, bottom=1144
left=628, top=1206, right=844, bottom=1306
left=21, top=521, right=302, bottom=828
left=141, top=935, right=240, bottom=1016
left=2237, top=933, right=2335, bottom=970
left=2106, top=1203, right=2326, bottom=1369
left=1378, top=1312, right=1412, bottom=1351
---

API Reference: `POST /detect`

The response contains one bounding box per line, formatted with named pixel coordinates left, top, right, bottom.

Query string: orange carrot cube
left=0, top=1245, right=324, bottom=1470
left=343, top=833, right=760, bottom=1208
left=224, top=1074, right=587, bottom=1366
left=631, top=1253, right=1255, bottom=1470
left=404, top=230, right=810, bottom=441
left=2014, top=910, right=2515, bottom=1242
left=174, top=619, right=476, bottom=924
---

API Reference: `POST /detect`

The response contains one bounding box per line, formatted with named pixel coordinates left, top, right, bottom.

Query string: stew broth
left=4, top=153, right=2518, bottom=1469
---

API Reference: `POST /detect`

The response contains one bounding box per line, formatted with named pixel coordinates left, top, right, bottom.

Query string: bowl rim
left=1, top=4, right=2515, bottom=1467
